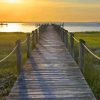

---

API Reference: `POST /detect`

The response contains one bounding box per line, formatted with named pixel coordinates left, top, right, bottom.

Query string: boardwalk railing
left=0, top=24, right=48, bottom=72
left=53, top=24, right=100, bottom=72
left=0, top=25, right=49, bottom=96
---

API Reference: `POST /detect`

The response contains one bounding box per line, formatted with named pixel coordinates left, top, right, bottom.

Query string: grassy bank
left=0, top=32, right=28, bottom=99
left=74, top=32, right=100, bottom=99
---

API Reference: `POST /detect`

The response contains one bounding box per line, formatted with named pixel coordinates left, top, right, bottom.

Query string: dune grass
left=74, top=32, right=100, bottom=99
left=0, top=32, right=28, bottom=100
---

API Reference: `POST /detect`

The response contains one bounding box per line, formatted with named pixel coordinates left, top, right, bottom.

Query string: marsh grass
left=0, top=32, right=28, bottom=99
left=84, top=52, right=100, bottom=99
left=73, top=32, right=100, bottom=100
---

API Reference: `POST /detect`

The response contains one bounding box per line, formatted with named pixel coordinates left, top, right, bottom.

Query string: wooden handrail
left=54, top=24, right=100, bottom=72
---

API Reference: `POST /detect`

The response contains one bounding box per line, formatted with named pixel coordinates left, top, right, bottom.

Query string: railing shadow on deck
left=28, top=55, right=56, bottom=98
left=17, top=71, right=29, bottom=100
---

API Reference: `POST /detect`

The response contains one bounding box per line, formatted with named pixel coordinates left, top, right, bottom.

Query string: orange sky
left=0, top=0, right=100, bottom=22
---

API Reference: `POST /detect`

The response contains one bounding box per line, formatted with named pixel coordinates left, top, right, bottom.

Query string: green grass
left=0, top=32, right=28, bottom=100
left=74, top=32, right=100, bottom=99
left=74, top=32, right=100, bottom=49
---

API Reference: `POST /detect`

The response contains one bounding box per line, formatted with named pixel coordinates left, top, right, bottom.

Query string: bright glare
left=2, top=23, right=21, bottom=32
left=6, top=0, right=19, bottom=3
left=0, top=23, right=37, bottom=32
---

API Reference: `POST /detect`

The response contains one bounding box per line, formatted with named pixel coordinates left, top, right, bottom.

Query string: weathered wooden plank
left=7, top=97, right=95, bottom=100
left=7, top=94, right=95, bottom=99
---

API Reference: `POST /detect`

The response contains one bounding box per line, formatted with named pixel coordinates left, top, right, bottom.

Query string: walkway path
left=7, top=26, right=96, bottom=100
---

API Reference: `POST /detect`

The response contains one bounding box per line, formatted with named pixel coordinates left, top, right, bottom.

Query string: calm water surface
left=64, top=22, right=100, bottom=32
left=0, top=22, right=100, bottom=32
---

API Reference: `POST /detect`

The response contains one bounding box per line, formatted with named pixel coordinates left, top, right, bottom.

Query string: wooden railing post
left=63, top=30, right=65, bottom=43
left=16, top=40, right=22, bottom=75
left=32, top=31, right=36, bottom=49
left=61, top=28, right=63, bottom=41
left=60, top=27, right=62, bottom=38
left=35, top=29, right=38, bottom=44
left=38, top=28, right=40, bottom=39
left=33, top=30, right=36, bottom=45
left=37, top=29, right=39, bottom=43
left=35, top=30, right=37, bottom=44
left=62, top=29, right=65, bottom=42
left=70, top=33, right=74, bottom=57
left=27, top=34, right=30, bottom=58
left=79, top=39, right=85, bottom=72
left=64, top=30, right=68, bottom=48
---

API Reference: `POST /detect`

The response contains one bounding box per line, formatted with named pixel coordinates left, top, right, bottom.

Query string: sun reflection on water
left=0, top=23, right=37, bottom=32
left=5, top=23, right=21, bottom=32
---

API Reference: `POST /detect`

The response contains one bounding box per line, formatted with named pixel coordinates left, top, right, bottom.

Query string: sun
left=6, top=0, right=19, bottom=3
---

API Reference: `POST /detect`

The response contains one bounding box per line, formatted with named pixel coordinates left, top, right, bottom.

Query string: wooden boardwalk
left=7, top=26, right=96, bottom=100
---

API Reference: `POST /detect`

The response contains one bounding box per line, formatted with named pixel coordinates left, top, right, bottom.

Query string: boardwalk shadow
left=28, top=51, right=56, bottom=98
left=17, top=71, right=29, bottom=100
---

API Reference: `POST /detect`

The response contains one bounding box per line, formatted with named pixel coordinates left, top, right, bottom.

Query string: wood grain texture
left=7, top=25, right=96, bottom=100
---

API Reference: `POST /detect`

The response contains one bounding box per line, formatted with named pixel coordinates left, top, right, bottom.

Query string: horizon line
left=0, top=21, right=100, bottom=23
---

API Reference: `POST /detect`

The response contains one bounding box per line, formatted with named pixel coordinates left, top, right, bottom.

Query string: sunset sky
left=0, top=0, right=100, bottom=22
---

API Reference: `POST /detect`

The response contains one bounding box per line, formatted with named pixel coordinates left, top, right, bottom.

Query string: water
left=64, top=22, right=100, bottom=32
left=0, top=22, right=100, bottom=32
left=0, top=23, right=37, bottom=33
